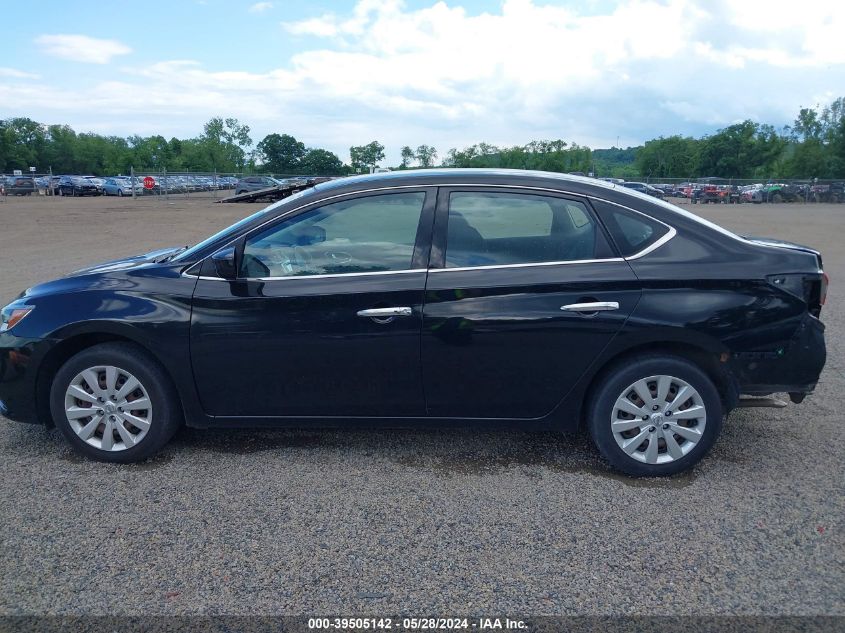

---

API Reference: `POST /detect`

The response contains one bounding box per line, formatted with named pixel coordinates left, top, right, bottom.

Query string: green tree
left=698, top=121, right=785, bottom=178
left=634, top=136, right=700, bottom=179
left=42, top=124, right=77, bottom=173
left=2, top=117, right=46, bottom=171
left=443, top=139, right=591, bottom=174
left=255, top=133, right=306, bottom=173
left=198, top=117, right=252, bottom=171
left=300, top=148, right=345, bottom=175
left=415, top=144, right=437, bottom=168
left=128, top=135, right=173, bottom=170
left=400, top=145, right=415, bottom=168
left=349, top=141, right=385, bottom=172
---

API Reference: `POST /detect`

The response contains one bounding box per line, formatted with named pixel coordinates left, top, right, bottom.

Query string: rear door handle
left=560, top=301, right=620, bottom=312
left=357, top=307, right=413, bottom=318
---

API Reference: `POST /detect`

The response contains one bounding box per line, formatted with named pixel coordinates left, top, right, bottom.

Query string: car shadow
left=163, top=424, right=701, bottom=489
left=4, top=415, right=785, bottom=489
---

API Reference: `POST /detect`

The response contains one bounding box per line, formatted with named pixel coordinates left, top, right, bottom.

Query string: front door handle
left=357, top=307, right=413, bottom=318
left=560, top=301, right=620, bottom=312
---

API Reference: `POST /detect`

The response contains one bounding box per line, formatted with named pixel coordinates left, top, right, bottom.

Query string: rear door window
left=443, top=191, right=611, bottom=268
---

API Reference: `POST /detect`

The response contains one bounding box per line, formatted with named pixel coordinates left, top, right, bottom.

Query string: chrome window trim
left=589, top=197, right=678, bottom=261
left=625, top=226, right=677, bottom=260
left=187, top=269, right=428, bottom=282
left=251, top=268, right=427, bottom=282
left=429, top=257, right=625, bottom=274
left=189, top=182, right=679, bottom=281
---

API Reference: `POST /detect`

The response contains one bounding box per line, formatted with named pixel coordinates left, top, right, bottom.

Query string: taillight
left=820, top=272, right=829, bottom=306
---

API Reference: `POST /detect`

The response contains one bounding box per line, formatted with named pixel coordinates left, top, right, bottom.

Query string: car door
left=190, top=188, right=436, bottom=419
left=421, top=187, right=642, bottom=419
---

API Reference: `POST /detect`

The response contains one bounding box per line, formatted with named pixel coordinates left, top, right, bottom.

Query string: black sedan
left=0, top=170, right=827, bottom=476
left=3, top=176, right=36, bottom=195
left=57, top=176, right=99, bottom=196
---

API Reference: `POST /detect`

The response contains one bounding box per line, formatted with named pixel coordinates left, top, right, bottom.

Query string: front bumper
left=730, top=314, right=826, bottom=395
left=0, top=333, right=51, bottom=424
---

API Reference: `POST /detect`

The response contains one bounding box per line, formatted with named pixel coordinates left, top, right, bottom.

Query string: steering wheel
left=292, top=245, right=313, bottom=271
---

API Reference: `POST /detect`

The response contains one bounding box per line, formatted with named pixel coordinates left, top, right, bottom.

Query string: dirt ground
left=0, top=193, right=257, bottom=304
left=0, top=191, right=843, bottom=616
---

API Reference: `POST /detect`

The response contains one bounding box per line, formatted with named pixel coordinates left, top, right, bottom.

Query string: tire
left=771, top=193, right=782, bottom=204
left=587, top=355, right=723, bottom=477
left=49, top=342, right=182, bottom=463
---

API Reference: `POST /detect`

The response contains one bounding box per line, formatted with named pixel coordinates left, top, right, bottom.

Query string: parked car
left=692, top=184, right=739, bottom=204
left=740, top=184, right=764, bottom=203
left=57, top=176, right=99, bottom=196
left=761, top=183, right=804, bottom=203
left=810, top=182, right=844, bottom=203
left=102, top=177, right=143, bottom=197
left=234, top=176, right=282, bottom=195
left=0, top=169, right=827, bottom=476
left=3, top=176, right=36, bottom=195
left=621, top=181, right=664, bottom=198
left=85, top=177, right=105, bottom=194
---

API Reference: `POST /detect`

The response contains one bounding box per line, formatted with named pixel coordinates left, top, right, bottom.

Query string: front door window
left=241, top=192, right=426, bottom=278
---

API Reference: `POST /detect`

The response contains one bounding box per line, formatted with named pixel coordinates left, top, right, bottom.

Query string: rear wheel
left=587, top=355, right=723, bottom=477
left=50, top=343, right=182, bottom=462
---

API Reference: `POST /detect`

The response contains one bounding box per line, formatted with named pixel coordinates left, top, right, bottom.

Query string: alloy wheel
left=63, top=365, right=153, bottom=451
left=610, top=374, right=706, bottom=465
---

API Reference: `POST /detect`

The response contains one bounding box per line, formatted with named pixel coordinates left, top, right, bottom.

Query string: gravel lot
left=0, top=193, right=842, bottom=616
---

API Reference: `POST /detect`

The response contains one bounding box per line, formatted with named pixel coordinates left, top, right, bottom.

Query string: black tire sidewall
left=49, top=343, right=181, bottom=462
left=588, top=356, right=723, bottom=477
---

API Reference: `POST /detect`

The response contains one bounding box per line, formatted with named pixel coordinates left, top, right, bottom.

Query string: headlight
left=0, top=304, right=34, bottom=332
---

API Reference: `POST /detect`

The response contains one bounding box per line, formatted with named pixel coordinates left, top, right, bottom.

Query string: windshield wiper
left=154, top=246, right=189, bottom=263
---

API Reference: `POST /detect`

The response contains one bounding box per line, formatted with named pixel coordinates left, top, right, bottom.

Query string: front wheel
left=587, top=356, right=723, bottom=477
left=50, top=343, right=182, bottom=462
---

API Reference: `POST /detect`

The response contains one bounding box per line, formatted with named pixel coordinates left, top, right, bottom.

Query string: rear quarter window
left=592, top=199, right=671, bottom=257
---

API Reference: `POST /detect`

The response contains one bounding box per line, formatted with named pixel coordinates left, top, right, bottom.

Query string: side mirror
left=211, top=245, right=237, bottom=279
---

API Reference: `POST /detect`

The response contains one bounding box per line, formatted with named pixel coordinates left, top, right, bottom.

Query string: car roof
left=312, top=168, right=621, bottom=196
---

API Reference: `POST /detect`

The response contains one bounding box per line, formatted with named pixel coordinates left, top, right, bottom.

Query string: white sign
left=12, top=169, right=22, bottom=176
left=29, top=167, right=36, bottom=172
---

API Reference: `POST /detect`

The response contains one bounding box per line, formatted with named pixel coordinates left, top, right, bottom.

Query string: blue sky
left=1, top=0, right=844, bottom=164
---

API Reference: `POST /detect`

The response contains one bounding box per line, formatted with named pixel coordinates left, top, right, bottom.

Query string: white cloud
left=0, top=67, right=40, bottom=79
left=249, top=2, right=273, bottom=13
left=35, top=34, right=131, bottom=64
left=6, top=1, right=845, bottom=164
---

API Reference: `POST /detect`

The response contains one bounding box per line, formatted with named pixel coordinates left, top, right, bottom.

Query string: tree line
left=633, top=98, right=845, bottom=180
left=1, top=96, right=843, bottom=178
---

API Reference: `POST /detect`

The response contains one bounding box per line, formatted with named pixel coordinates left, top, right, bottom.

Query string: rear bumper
left=730, top=314, right=826, bottom=395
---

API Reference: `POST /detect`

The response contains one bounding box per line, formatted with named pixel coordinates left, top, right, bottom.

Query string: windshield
left=174, top=187, right=318, bottom=262
left=173, top=208, right=272, bottom=262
